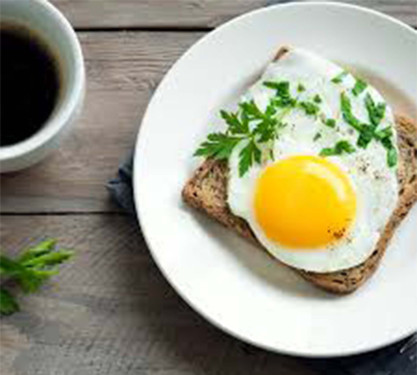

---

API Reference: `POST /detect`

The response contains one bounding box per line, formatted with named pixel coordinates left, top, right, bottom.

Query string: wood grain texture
left=51, top=0, right=417, bottom=28
left=0, top=32, right=203, bottom=213
left=51, top=0, right=264, bottom=29
left=0, top=215, right=317, bottom=375
left=1, top=2, right=416, bottom=373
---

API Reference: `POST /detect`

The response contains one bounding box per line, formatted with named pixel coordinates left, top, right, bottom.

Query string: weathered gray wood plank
left=51, top=0, right=417, bottom=28
left=0, top=32, right=203, bottom=214
left=52, top=0, right=265, bottom=29
left=0, top=215, right=317, bottom=375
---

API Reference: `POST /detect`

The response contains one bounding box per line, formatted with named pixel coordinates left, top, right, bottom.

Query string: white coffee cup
left=0, top=0, right=85, bottom=172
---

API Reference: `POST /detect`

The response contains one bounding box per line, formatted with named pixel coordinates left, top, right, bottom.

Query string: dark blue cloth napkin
left=108, top=153, right=416, bottom=375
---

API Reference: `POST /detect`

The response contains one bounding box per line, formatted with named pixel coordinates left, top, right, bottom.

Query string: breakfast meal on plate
left=182, top=46, right=417, bottom=294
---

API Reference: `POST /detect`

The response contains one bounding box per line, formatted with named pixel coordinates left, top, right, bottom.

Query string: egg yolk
left=254, top=155, right=357, bottom=249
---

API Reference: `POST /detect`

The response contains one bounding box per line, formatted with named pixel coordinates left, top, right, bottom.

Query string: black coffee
left=0, top=25, right=61, bottom=146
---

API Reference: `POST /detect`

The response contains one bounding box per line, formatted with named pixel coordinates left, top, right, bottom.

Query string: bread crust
left=182, top=47, right=417, bottom=293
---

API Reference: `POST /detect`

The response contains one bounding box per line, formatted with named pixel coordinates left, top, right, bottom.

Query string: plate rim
left=134, top=1, right=417, bottom=358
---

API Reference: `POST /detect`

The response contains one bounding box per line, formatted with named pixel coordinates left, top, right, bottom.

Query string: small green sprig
left=299, top=101, right=320, bottom=116
left=323, top=118, right=336, bottom=128
left=194, top=133, right=241, bottom=160
left=340, top=92, right=396, bottom=166
left=195, top=80, right=294, bottom=176
left=313, top=132, right=322, bottom=141
left=263, top=81, right=296, bottom=107
left=352, top=78, right=367, bottom=96
left=331, top=71, right=348, bottom=84
left=340, top=92, right=363, bottom=132
left=365, top=93, right=386, bottom=127
left=320, top=140, right=355, bottom=157
left=0, top=239, right=73, bottom=316
left=313, top=94, right=322, bottom=104
left=297, top=83, right=306, bottom=93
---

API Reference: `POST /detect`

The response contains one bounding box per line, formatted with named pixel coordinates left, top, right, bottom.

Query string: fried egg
left=227, top=48, right=399, bottom=272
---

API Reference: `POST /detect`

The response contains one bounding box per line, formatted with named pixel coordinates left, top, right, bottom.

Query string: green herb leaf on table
left=0, top=288, right=19, bottom=315
left=0, top=239, right=74, bottom=316
left=17, top=238, right=56, bottom=263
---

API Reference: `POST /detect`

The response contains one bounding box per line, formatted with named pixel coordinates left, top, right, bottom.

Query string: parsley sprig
left=196, top=70, right=397, bottom=175
left=0, top=239, right=73, bottom=315
left=339, top=92, right=396, bottom=166
left=365, top=93, right=386, bottom=127
left=195, top=80, right=296, bottom=176
left=320, top=140, right=355, bottom=157
left=263, top=81, right=296, bottom=107
left=352, top=78, right=367, bottom=96
left=331, top=71, right=348, bottom=84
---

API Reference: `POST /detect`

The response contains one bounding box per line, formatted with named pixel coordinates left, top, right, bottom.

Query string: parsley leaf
left=356, top=124, right=374, bottom=148
left=340, top=93, right=397, bottom=166
left=313, top=133, right=322, bottom=141
left=380, top=137, right=398, bottom=168
left=320, top=140, right=355, bottom=157
left=340, top=92, right=362, bottom=131
left=363, top=95, right=395, bottom=166
left=264, top=81, right=296, bottom=107
left=220, top=110, right=248, bottom=135
left=254, top=119, right=277, bottom=142
left=374, top=126, right=393, bottom=141
left=0, top=239, right=73, bottom=315
left=297, top=83, right=306, bottom=92
left=313, top=94, right=322, bottom=104
left=323, top=118, right=336, bottom=128
left=195, top=95, right=291, bottom=175
left=239, top=140, right=261, bottom=177
left=263, top=81, right=290, bottom=97
left=0, top=288, right=19, bottom=315
left=352, top=78, right=367, bottom=96
left=386, top=147, right=398, bottom=168
left=331, top=71, right=348, bottom=84
left=365, top=93, right=386, bottom=127
left=299, top=101, right=320, bottom=116
left=194, top=133, right=241, bottom=160
left=239, top=100, right=264, bottom=120
left=239, top=101, right=278, bottom=143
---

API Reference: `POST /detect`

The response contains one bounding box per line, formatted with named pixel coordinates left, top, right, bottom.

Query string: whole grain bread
left=183, top=115, right=417, bottom=293
left=182, top=48, right=417, bottom=294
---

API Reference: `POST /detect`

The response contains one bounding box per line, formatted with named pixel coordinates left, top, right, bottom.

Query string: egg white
left=227, top=48, right=399, bottom=273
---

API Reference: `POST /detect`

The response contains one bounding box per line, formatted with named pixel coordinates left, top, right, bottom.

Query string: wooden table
left=1, top=1, right=416, bottom=374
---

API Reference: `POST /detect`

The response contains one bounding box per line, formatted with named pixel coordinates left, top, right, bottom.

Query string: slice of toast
left=182, top=48, right=417, bottom=294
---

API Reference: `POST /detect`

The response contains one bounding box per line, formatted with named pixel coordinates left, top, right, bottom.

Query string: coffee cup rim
left=0, top=0, right=85, bottom=164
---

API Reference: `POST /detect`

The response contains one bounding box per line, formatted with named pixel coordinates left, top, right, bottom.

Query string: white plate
left=134, top=2, right=417, bottom=357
